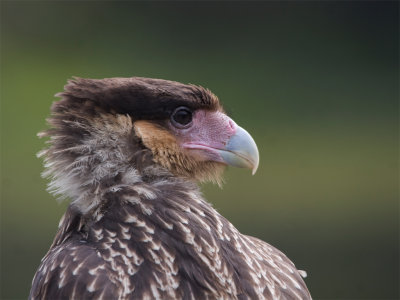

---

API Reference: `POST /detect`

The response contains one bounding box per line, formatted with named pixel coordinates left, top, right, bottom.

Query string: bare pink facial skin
left=169, top=110, right=237, bottom=163
left=167, top=108, right=260, bottom=175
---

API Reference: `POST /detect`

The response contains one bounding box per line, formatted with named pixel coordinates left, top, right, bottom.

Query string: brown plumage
left=30, top=77, right=311, bottom=299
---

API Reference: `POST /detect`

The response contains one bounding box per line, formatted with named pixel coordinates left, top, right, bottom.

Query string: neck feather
left=39, top=112, right=169, bottom=214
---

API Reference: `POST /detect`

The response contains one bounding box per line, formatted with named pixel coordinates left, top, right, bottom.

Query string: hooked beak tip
left=219, top=126, right=259, bottom=174
left=252, top=166, right=258, bottom=175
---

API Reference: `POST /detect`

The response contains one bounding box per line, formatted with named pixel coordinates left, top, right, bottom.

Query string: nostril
left=228, top=119, right=236, bottom=133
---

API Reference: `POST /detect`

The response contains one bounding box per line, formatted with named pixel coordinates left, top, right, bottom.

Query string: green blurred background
left=1, top=1, right=398, bottom=299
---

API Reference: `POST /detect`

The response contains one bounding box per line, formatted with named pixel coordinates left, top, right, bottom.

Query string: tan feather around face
left=134, top=120, right=225, bottom=185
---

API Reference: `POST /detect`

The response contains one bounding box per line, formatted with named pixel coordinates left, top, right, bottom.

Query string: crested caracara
left=30, top=77, right=311, bottom=300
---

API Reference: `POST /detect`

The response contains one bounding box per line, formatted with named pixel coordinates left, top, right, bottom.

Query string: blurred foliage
left=1, top=1, right=398, bottom=299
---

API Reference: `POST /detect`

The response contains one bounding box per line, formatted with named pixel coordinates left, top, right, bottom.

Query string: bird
left=30, top=77, right=311, bottom=300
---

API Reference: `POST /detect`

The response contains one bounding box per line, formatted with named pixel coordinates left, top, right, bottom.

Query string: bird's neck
left=39, top=113, right=169, bottom=214
left=53, top=173, right=224, bottom=254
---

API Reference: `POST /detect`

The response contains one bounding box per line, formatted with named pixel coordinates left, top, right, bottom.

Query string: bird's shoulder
left=29, top=237, right=120, bottom=300
left=238, top=234, right=311, bottom=299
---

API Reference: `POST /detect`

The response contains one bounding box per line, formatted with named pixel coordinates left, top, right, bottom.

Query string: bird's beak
left=217, top=126, right=259, bottom=175
left=181, top=111, right=259, bottom=175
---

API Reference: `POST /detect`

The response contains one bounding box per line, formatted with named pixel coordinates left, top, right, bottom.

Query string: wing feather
left=244, top=235, right=312, bottom=300
left=29, top=240, right=120, bottom=300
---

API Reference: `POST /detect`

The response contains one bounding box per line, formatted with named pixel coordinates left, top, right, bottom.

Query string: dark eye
left=171, top=107, right=193, bottom=128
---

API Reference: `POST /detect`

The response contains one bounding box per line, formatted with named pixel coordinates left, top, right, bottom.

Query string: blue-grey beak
left=217, top=126, right=259, bottom=175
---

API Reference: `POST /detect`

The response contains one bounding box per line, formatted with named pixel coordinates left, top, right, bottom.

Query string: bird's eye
left=171, top=107, right=193, bottom=128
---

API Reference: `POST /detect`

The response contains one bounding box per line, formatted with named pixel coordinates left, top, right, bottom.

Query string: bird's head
left=39, top=77, right=259, bottom=207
